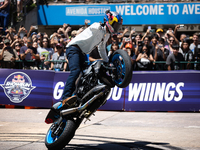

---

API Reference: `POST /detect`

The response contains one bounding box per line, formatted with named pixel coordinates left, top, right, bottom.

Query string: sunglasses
left=169, top=40, right=175, bottom=42
left=5, top=43, right=10, bottom=45
left=56, top=47, right=62, bottom=49
left=28, top=42, right=32, bottom=44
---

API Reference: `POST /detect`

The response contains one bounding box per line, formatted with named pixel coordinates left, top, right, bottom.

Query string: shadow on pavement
left=63, top=134, right=184, bottom=150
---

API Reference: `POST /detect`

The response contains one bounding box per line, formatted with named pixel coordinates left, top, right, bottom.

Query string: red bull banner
left=0, top=69, right=200, bottom=111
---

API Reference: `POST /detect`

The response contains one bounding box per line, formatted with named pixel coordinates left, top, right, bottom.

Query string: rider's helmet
left=104, top=10, right=122, bottom=35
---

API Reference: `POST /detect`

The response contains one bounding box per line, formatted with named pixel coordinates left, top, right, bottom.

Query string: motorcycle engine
left=76, top=71, right=98, bottom=98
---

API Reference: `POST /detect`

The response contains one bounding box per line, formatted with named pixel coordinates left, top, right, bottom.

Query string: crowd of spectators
left=112, top=25, right=200, bottom=71
left=0, top=22, right=200, bottom=71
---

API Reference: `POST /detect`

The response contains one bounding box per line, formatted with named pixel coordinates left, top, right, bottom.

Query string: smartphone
left=158, top=44, right=163, bottom=48
left=132, top=28, right=135, bottom=31
left=85, top=19, right=90, bottom=24
left=125, top=38, right=130, bottom=42
left=148, top=26, right=151, bottom=30
left=179, top=24, right=184, bottom=28
left=32, top=25, right=38, bottom=30
left=150, top=29, right=155, bottom=33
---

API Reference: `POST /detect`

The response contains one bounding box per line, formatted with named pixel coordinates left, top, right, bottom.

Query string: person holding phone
left=136, top=45, right=154, bottom=70
left=0, top=39, right=19, bottom=68
left=154, top=38, right=169, bottom=61
left=154, top=38, right=170, bottom=70
left=20, top=37, right=40, bottom=69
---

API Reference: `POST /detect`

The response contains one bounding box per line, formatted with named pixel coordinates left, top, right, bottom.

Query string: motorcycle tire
left=45, top=119, right=76, bottom=150
left=110, top=49, right=132, bottom=88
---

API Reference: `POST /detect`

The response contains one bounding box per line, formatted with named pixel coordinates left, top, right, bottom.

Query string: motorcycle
left=44, top=49, right=132, bottom=150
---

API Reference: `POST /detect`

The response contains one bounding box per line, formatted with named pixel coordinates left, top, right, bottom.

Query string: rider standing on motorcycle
left=54, top=10, right=123, bottom=111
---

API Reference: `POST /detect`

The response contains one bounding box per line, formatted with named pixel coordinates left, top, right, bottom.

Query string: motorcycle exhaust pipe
left=61, top=90, right=104, bottom=116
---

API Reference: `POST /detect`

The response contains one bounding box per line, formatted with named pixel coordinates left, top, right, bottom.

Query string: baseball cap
left=156, top=28, right=163, bottom=33
left=4, top=39, right=10, bottom=44
left=31, top=32, right=37, bottom=37
left=125, top=43, right=133, bottom=49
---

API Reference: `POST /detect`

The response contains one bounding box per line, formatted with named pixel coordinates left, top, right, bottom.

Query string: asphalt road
left=0, top=109, right=200, bottom=150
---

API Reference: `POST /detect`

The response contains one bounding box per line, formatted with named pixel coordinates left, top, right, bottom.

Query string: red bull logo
left=0, top=72, right=36, bottom=103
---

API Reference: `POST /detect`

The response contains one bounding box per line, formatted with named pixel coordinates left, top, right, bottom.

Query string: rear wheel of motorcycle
left=110, top=49, right=132, bottom=88
left=45, top=119, right=76, bottom=150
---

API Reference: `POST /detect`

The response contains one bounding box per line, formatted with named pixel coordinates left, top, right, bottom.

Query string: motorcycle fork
left=51, top=117, right=65, bottom=138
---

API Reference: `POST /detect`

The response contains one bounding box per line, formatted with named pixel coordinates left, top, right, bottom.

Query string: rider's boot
left=52, top=95, right=77, bottom=113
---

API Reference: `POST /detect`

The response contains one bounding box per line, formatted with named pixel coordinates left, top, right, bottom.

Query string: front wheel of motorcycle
left=45, top=119, right=76, bottom=150
left=110, top=49, right=132, bottom=88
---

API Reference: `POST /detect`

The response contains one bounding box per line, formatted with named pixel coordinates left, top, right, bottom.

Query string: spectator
left=0, top=39, right=19, bottom=68
left=0, top=0, right=10, bottom=31
left=13, top=42, right=23, bottom=69
left=108, top=42, right=119, bottom=56
left=143, top=36, right=152, bottom=50
left=37, top=32, right=44, bottom=47
left=189, top=33, right=199, bottom=54
left=194, top=46, right=200, bottom=70
left=156, top=28, right=164, bottom=38
left=166, top=30, right=179, bottom=44
left=179, top=34, right=187, bottom=46
left=0, top=40, right=3, bottom=50
left=136, top=45, right=154, bottom=70
left=154, top=38, right=170, bottom=70
left=33, top=41, right=38, bottom=49
left=120, top=37, right=131, bottom=49
left=141, top=28, right=150, bottom=42
left=116, top=27, right=129, bottom=41
left=71, top=30, right=77, bottom=37
left=20, top=37, right=39, bottom=69
left=166, top=44, right=184, bottom=70
left=129, top=29, right=136, bottom=47
left=124, top=43, right=133, bottom=56
left=27, top=26, right=37, bottom=38
left=180, top=39, right=194, bottom=69
left=49, top=43, right=68, bottom=72
left=107, top=34, right=122, bottom=51
left=135, top=33, right=142, bottom=48
left=165, top=36, right=176, bottom=54
left=154, top=37, right=169, bottom=61
left=149, top=33, right=159, bottom=58
left=13, top=42, right=21, bottom=59
left=37, top=37, right=54, bottom=70
left=120, top=37, right=134, bottom=57
left=17, top=0, right=23, bottom=22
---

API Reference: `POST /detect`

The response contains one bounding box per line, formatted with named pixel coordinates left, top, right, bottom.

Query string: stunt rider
left=53, top=10, right=123, bottom=111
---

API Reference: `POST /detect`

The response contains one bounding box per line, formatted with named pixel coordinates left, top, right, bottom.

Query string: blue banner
left=124, top=71, right=200, bottom=111
left=38, top=3, right=200, bottom=25
left=0, top=69, right=200, bottom=111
